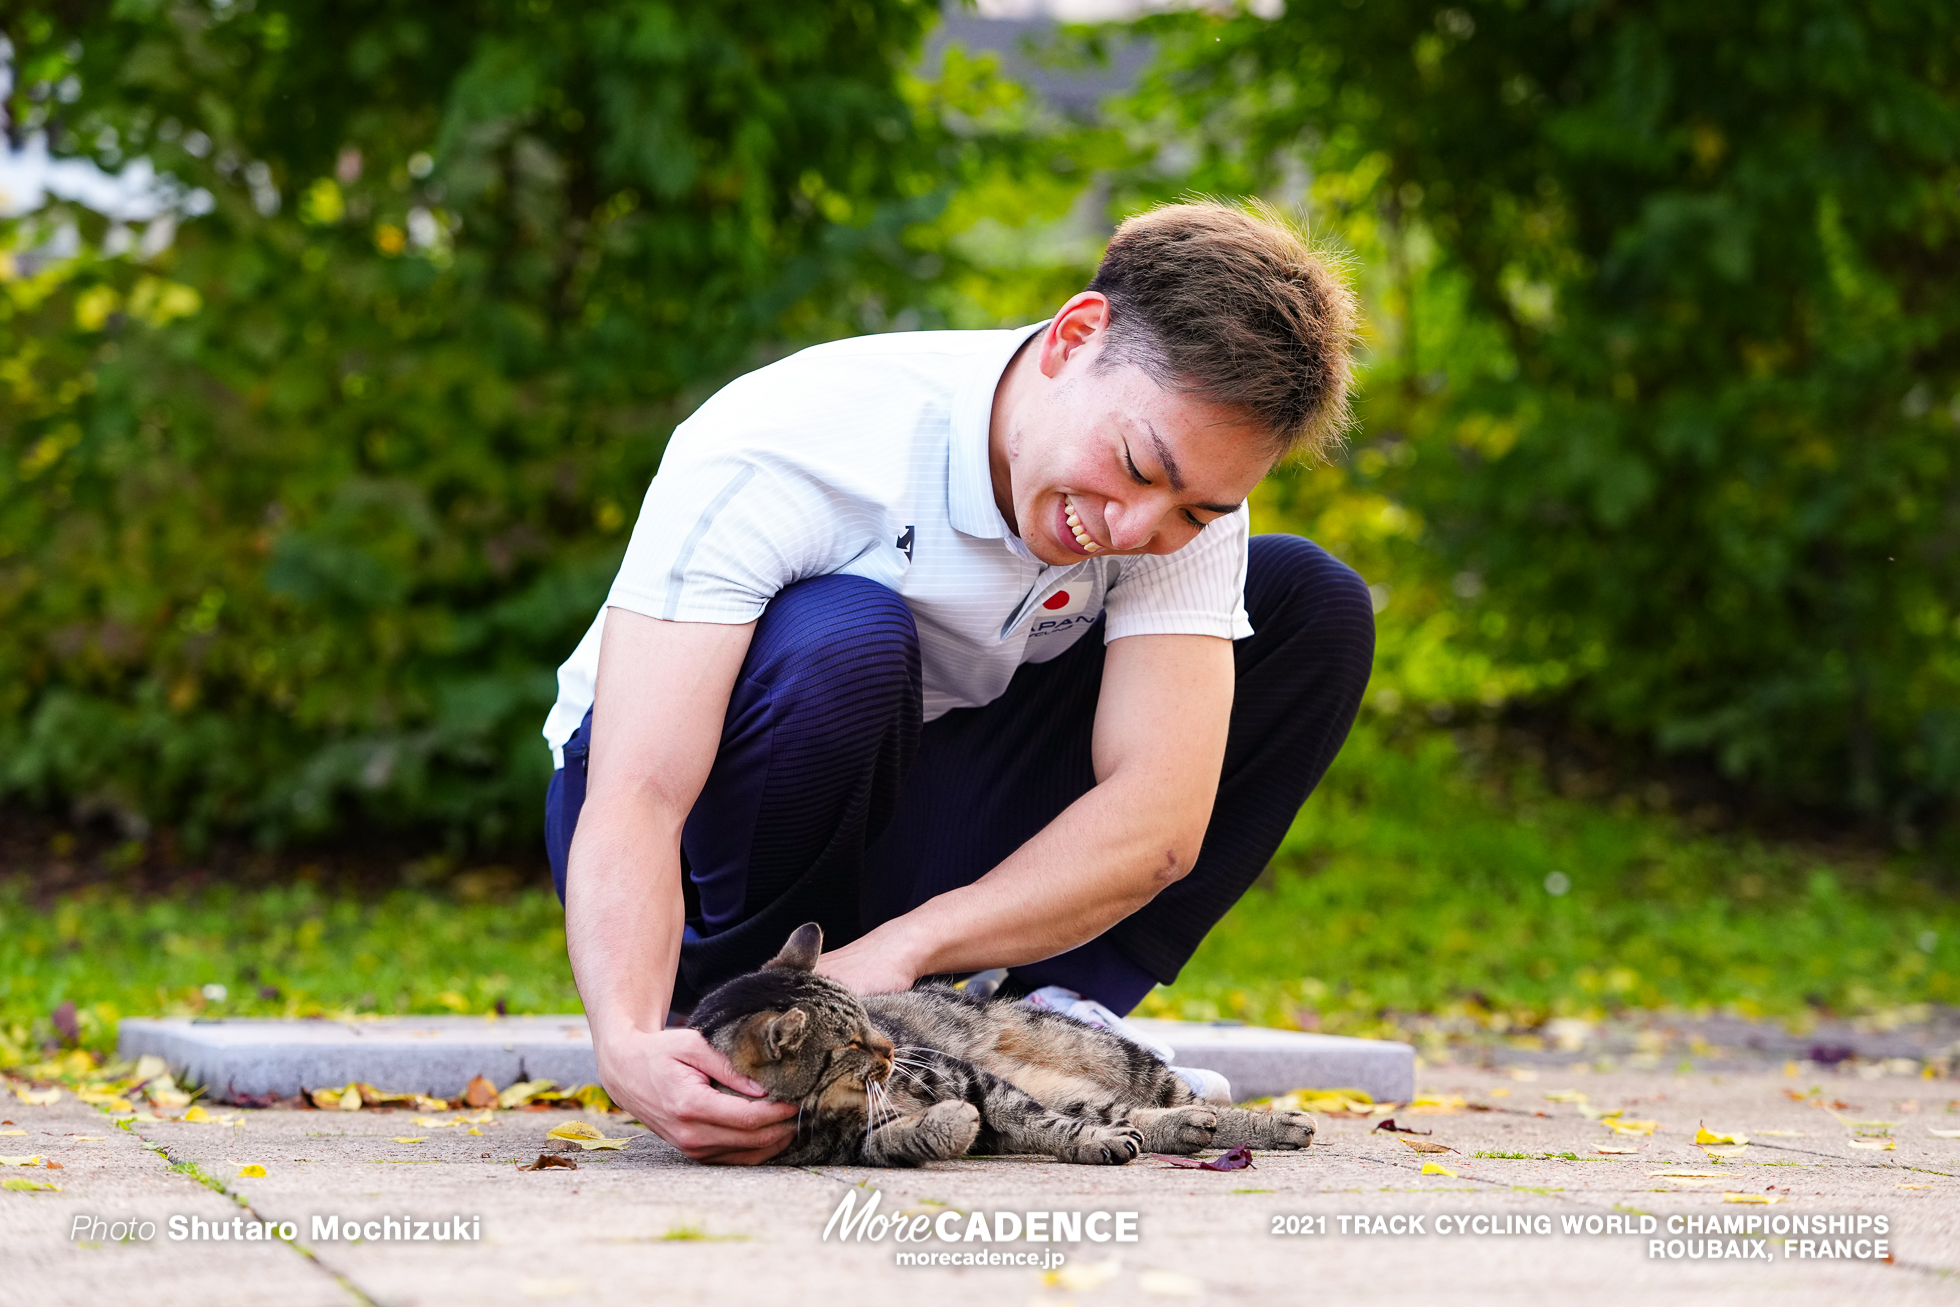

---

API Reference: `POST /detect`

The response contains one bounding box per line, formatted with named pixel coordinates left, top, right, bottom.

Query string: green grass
left=3, top=722, right=1956, bottom=1067
left=1147, top=722, right=1960, bottom=1034
left=0, top=879, right=579, bottom=1064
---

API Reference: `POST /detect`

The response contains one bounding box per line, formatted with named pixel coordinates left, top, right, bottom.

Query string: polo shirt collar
left=948, top=319, right=1048, bottom=541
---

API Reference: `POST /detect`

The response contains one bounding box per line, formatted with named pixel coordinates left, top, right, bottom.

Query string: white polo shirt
left=542, top=322, right=1253, bottom=767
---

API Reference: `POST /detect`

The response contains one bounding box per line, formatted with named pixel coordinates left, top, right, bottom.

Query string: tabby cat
left=689, top=923, right=1317, bottom=1167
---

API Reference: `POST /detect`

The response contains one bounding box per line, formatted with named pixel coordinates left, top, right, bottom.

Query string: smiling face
left=989, top=294, right=1274, bottom=566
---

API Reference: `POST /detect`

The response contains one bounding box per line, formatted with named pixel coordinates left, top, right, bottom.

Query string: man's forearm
left=564, top=804, right=687, bottom=1042
left=850, top=766, right=1212, bottom=980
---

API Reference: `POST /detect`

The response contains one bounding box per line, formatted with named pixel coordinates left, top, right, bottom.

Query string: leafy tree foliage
left=1, top=0, right=967, bottom=845
left=1125, top=0, right=1960, bottom=829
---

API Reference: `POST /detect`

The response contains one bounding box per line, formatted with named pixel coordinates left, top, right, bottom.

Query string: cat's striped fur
left=689, top=923, right=1317, bottom=1167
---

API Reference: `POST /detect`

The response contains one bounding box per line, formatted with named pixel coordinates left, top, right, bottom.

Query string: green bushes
left=1, top=1, right=961, bottom=845
left=1120, top=0, right=1960, bottom=831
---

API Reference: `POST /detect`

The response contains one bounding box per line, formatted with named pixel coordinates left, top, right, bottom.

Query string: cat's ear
left=763, top=1007, right=809, bottom=1059
left=764, top=922, right=823, bottom=972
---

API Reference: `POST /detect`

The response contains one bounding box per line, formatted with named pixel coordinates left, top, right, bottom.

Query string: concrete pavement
left=9, top=1064, right=1956, bottom=1306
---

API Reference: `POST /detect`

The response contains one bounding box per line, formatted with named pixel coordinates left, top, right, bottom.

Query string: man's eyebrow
left=1145, top=424, right=1186, bottom=492
left=1146, top=423, right=1237, bottom=513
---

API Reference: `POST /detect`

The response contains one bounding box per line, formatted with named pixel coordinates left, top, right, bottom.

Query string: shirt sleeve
left=1101, top=505, right=1254, bottom=642
left=604, top=437, right=880, bottom=625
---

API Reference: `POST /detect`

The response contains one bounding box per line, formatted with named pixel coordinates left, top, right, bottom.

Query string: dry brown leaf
left=518, top=1154, right=577, bottom=1171
left=1397, top=1137, right=1458, bottom=1155
left=463, top=1075, right=499, bottom=1109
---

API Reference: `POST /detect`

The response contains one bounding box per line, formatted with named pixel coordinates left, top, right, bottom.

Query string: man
left=541, top=200, right=1375, bottom=1164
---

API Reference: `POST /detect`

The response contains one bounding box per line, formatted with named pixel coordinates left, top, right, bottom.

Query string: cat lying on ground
left=688, top=923, right=1317, bottom=1167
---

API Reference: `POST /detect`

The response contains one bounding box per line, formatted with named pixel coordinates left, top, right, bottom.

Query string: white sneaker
left=1022, top=985, right=1233, bottom=1104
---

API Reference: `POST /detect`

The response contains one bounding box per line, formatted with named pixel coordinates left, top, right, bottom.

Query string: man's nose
left=1104, top=498, right=1160, bottom=552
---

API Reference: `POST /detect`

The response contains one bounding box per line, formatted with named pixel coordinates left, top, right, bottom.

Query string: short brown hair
left=1086, top=199, right=1358, bottom=461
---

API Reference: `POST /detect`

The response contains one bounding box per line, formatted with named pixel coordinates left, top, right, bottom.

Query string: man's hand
left=813, top=938, right=920, bottom=996
left=598, top=1026, right=797, bottom=1165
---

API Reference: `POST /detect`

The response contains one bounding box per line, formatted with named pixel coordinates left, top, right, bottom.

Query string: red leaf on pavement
left=1152, top=1144, right=1255, bottom=1171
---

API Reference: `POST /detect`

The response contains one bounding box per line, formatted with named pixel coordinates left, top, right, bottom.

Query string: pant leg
left=543, top=574, right=922, bottom=1007
left=858, top=533, right=1374, bottom=1014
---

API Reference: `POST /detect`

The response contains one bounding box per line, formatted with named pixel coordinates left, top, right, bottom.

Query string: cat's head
left=688, top=923, right=894, bottom=1104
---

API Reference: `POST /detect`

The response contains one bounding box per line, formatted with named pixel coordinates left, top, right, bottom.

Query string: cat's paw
left=1059, top=1123, right=1143, bottom=1166
left=1257, top=1109, right=1316, bottom=1150
left=1135, top=1105, right=1218, bottom=1154
left=920, top=1099, right=981, bottom=1159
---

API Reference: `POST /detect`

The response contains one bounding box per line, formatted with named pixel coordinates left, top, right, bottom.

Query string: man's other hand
left=599, top=1027, right=797, bottom=1165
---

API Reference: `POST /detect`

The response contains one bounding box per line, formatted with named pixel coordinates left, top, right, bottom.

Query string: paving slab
left=1128, top=1017, right=1415, bottom=1101
left=3, top=1091, right=349, bottom=1307
left=13, top=1063, right=1955, bottom=1306
left=118, top=1014, right=1415, bottom=1104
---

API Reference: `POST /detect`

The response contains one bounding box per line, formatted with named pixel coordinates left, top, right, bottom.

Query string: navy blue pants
left=546, top=534, right=1374, bottom=1014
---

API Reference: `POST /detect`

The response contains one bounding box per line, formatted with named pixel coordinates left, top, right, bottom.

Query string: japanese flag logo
left=1038, top=585, right=1090, bottom=618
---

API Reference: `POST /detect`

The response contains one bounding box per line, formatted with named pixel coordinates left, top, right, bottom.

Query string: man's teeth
left=1065, top=496, right=1100, bottom=552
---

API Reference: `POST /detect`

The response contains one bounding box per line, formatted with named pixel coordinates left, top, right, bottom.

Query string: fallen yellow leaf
left=497, top=1080, right=557, bottom=1110
left=570, top=1085, right=615, bottom=1113
left=1927, top=1128, right=1960, bottom=1139
left=236, top=1164, right=267, bottom=1177
left=0, top=1155, right=42, bottom=1166
left=467, top=1127, right=482, bottom=1136
left=0, top=1131, right=24, bottom=1137
left=1724, top=1193, right=1782, bottom=1205
left=1596, top=1145, right=1642, bottom=1155
left=1848, top=1138, right=1897, bottom=1151
left=103, top=1097, right=133, bottom=1113
left=1136, top=1269, right=1203, bottom=1298
left=1898, top=1184, right=1933, bottom=1190
left=1420, top=1161, right=1457, bottom=1176
left=1604, top=1118, right=1659, bottom=1136
left=1045, top=1256, right=1121, bottom=1292
left=1409, top=1094, right=1467, bottom=1114
left=393, top=1137, right=429, bottom=1144
left=15, top=1088, right=60, bottom=1106
left=338, top=1086, right=362, bottom=1112
left=547, top=1120, right=605, bottom=1141
left=310, top=1087, right=345, bottom=1111
left=1542, top=1090, right=1588, bottom=1104
left=2, top=1178, right=59, bottom=1191
left=180, top=1106, right=212, bottom=1124
left=1694, top=1124, right=1749, bottom=1146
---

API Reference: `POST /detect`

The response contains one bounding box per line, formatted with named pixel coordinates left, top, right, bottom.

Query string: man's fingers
left=673, top=1121, right=796, bottom=1161
left=674, top=1080, right=797, bottom=1129
left=668, top=1030, right=771, bottom=1099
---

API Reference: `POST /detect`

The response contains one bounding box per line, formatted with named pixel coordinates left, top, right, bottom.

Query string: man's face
left=990, top=298, right=1273, bottom=568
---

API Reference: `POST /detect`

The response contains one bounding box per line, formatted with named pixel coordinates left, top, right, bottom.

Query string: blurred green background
left=3, top=0, right=1958, bottom=1062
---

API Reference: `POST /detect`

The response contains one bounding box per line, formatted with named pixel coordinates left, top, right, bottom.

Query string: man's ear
left=764, top=922, right=823, bottom=972
left=763, top=1007, right=809, bottom=1060
left=1038, top=291, right=1111, bottom=378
